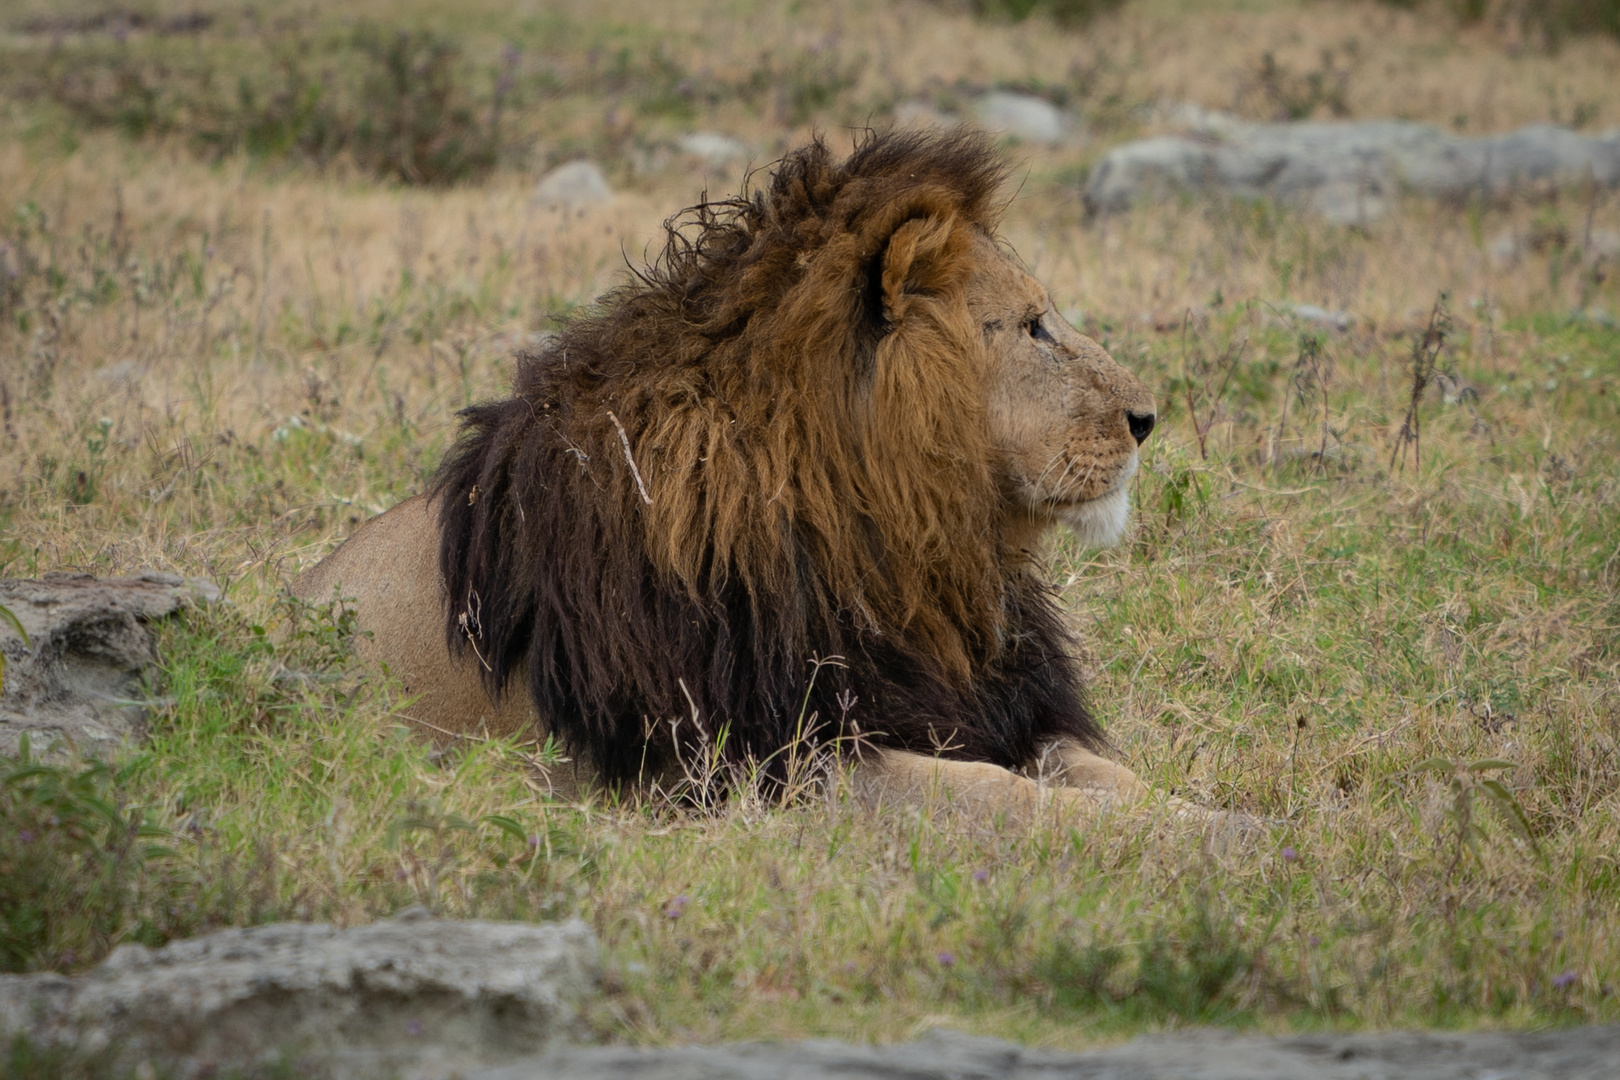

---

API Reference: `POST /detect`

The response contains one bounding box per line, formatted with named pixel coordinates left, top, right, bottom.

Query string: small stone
left=532, top=161, right=613, bottom=212
left=893, top=100, right=961, bottom=130
left=95, top=360, right=144, bottom=385
left=1574, top=306, right=1616, bottom=328
left=1490, top=231, right=1522, bottom=268
left=973, top=92, right=1071, bottom=145
left=678, top=132, right=748, bottom=168
left=1287, top=304, right=1354, bottom=332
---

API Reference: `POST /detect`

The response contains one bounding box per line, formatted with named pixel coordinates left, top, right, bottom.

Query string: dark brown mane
left=432, top=129, right=1103, bottom=783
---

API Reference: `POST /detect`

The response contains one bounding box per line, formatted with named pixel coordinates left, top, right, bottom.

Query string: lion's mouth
left=1044, top=455, right=1136, bottom=508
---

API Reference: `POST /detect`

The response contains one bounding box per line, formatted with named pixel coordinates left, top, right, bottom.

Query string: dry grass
left=2, top=0, right=1618, bottom=1050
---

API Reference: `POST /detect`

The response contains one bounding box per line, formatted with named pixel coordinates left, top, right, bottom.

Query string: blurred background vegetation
left=0, top=0, right=1614, bottom=186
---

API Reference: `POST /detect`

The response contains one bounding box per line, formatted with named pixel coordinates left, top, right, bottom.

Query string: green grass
left=5, top=288, right=1615, bottom=1041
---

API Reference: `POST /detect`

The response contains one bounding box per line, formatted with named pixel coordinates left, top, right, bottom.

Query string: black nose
left=1126, top=411, right=1155, bottom=445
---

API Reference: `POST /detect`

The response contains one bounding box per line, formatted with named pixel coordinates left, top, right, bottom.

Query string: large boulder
left=0, top=909, right=600, bottom=1080
left=1085, top=119, right=1620, bottom=224
left=0, top=572, right=218, bottom=758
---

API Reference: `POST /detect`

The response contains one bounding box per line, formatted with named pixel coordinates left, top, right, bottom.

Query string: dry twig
left=607, top=409, right=654, bottom=506
left=1390, top=296, right=1451, bottom=473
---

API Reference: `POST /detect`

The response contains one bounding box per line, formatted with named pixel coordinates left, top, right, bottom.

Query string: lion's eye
left=1026, top=316, right=1053, bottom=343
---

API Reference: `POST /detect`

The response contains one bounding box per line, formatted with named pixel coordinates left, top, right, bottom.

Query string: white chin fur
left=1055, top=485, right=1132, bottom=547
left=1052, top=456, right=1136, bottom=548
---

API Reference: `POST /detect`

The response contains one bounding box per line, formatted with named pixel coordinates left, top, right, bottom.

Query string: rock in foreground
left=0, top=572, right=218, bottom=757
left=479, top=1024, right=1620, bottom=1080
left=0, top=909, right=599, bottom=1080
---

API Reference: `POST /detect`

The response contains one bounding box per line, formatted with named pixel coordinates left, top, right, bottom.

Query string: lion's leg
left=1041, top=739, right=1151, bottom=799
left=852, top=749, right=1255, bottom=839
left=850, top=749, right=1138, bottom=822
left=1043, top=739, right=1250, bottom=831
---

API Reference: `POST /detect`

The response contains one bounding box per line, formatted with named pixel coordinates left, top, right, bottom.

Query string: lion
left=294, top=129, right=1171, bottom=820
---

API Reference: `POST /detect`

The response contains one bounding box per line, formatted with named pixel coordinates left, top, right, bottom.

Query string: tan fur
left=294, top=211, right=1175, bottom=821
left=295, top=495, right=582, bottom=798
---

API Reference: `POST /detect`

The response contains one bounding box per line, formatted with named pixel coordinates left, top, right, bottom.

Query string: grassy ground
left=2, top=0, right=1618, bottom=1053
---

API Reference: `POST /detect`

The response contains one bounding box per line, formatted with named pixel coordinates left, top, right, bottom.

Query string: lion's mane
left=432, top=129, right=1103, bottom=782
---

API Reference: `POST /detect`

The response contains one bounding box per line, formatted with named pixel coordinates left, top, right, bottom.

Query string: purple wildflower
left=665, top=894, right=689, bottom=920
left=972, top=870, right=989, bottom=883
left=937, top=951, right=955, bottom=968
left=1281, top=846, right=1298, bottom=862
left=1553, top=970, right=1579, bottom=990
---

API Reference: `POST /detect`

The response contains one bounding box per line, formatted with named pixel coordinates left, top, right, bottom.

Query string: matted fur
left=433, top=130, right=1105, bottom=783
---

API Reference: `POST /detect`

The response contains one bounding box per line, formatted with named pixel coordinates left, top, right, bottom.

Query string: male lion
left=296, top=130, right=1169, bottom=819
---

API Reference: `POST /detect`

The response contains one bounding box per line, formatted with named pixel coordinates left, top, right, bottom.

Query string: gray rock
left=678, top=131, right=748, bottom=168
left=94, top=360, right=144, bottom=385
left=973, top=92, right=1072, bottom=145
left=1157, top=101, right=1255, bottom=139
left=1490, top=229, right=1523, bottom=267
left=533, top=160, right=613, bottom=212
left=1086, top=121, right=1620, bottom=222
left=477, top=1024, right=1620, bottom=1080
left=0, top=910, right=600, bottom=1080
left=1285, top=303, right=1354, bottom=332
left=894, top=100, right=962, bottom=130
left=0, top=572, right=218, bottom=758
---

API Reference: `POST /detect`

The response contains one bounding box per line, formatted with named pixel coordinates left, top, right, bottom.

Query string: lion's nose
left=1126, top=411, right=1156, bottom=445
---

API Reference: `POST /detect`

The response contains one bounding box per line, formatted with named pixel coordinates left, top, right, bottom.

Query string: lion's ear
left=877, top=214, right=963, bottom=328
